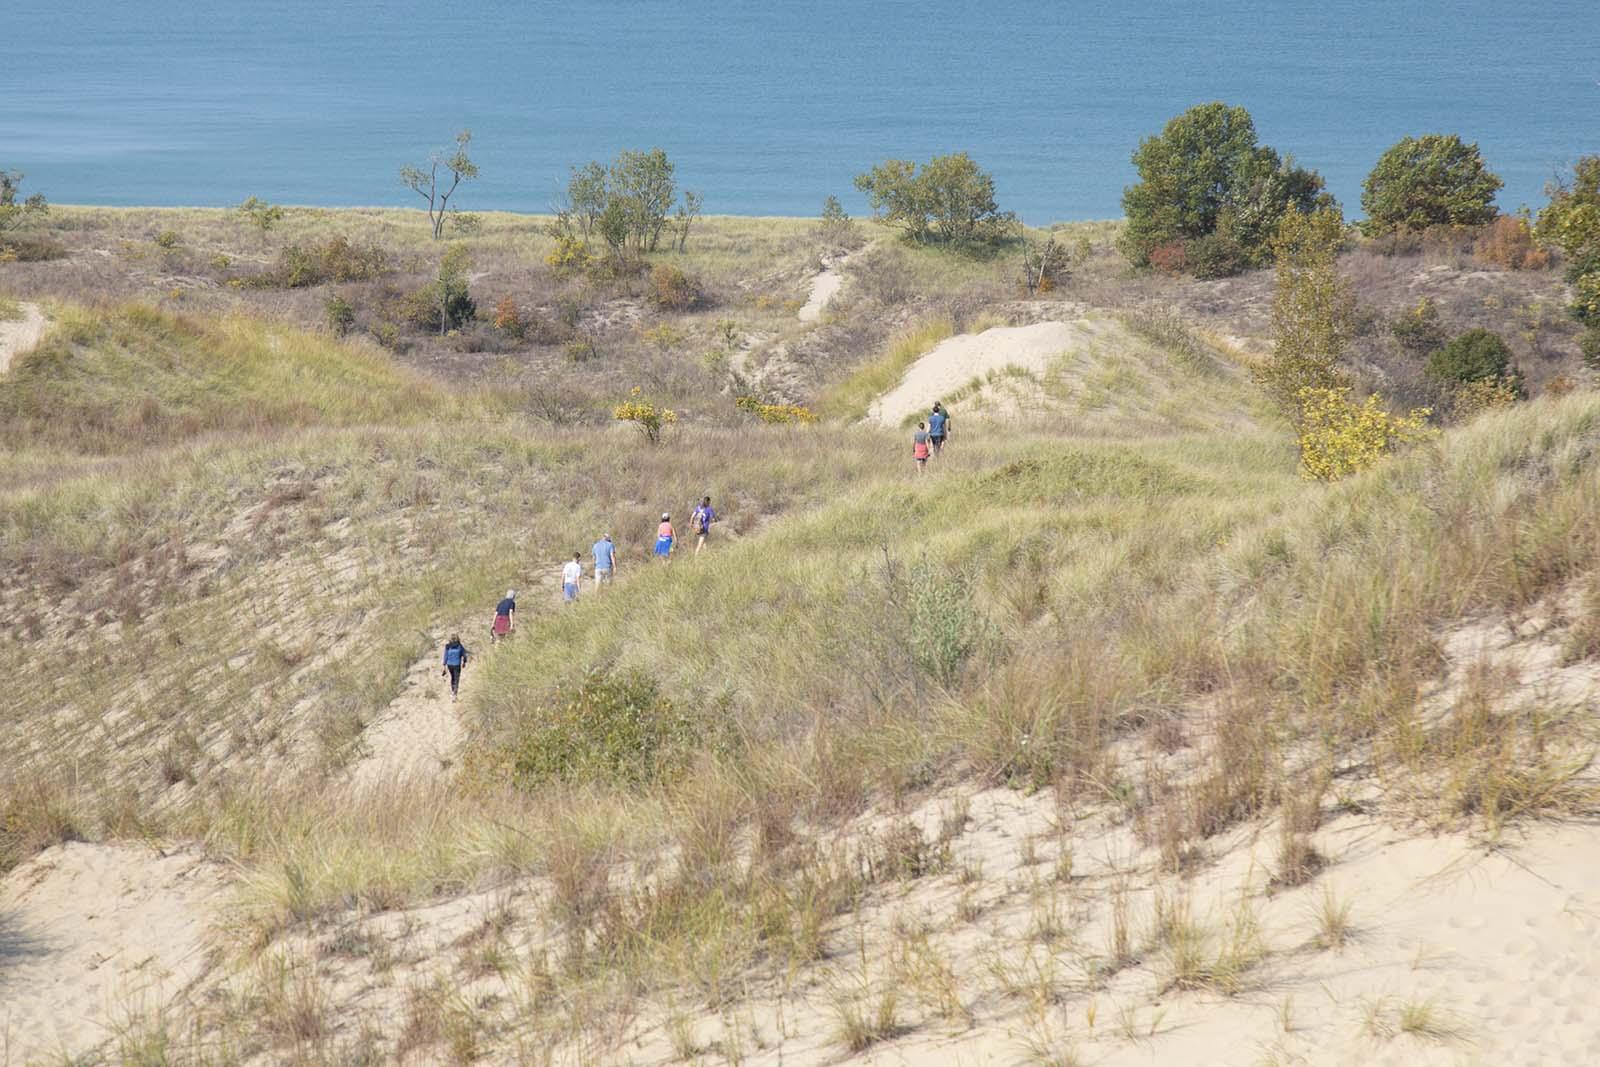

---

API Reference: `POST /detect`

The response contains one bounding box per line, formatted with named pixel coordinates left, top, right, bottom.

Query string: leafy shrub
left=266, top=236, right=390, bottom=288
left=1296, top=387, right=1433, bottom=481
left=1361, top=134, right=1502, bottom=235
left=324, top=293, right=356, bottom=336
left=1536, top=156, right=1600, bottom=324
left=855, top=151, right=1016, bottom=247
left=154, top=229, right=181, bottom=249
left=1581, top=327, right=1600, bottom=369
left=507, top=670, right=700, bottom=788
left=1426, top=328, right=1515, bottom=385
left=1185, top=233, right=1248, bottom=278
left=492, top=295, right=525, bottom=338
left=1473, top=215, right=1549, bottom=270
left=735, top=396, right=819, bottom=424
left=1452, top=376, right=1521, bottom=417
left=1148, top=240, right=1186, bottom=276
left=818, top=194, right=857, bottom=247
left=1390, top=297, right=1446, bottom=356
left=613, top=387, right=677, bottom=444
left=237, top=196, right=285, bottom=233
left=544, top=234, right=592, bottom=278
left=886, top=557, right=998, bottom=688
left=647, top=264, right=700, bottom=310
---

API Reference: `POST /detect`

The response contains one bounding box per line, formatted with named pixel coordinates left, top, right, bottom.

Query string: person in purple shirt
left=691, top=496, right=717, bottom=556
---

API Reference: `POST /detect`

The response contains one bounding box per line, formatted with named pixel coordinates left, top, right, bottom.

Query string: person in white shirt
left=562, top=553, right=582, bottom=604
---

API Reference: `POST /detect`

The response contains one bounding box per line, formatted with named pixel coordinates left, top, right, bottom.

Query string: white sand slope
left=0, top=843, right=228, bottom=1063
left=347, top=636, right=469, bottom=790
left=0, top=301, right=46, bottom=374
left=869, top=320, right=1117, bottom=427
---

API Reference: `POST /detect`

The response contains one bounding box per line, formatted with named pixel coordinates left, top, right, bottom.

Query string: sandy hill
left=1, top=209, right=1598, bottom=1066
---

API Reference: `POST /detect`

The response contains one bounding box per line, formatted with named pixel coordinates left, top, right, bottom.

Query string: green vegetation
left=1119, top=102, right=1332, bottom=270
left=553, top=147, right=702, bottom=268
left=237, top=195, right=286, bottom=234
left=1360, top=134, right=1502, bottom=235
left=1426, top=328, right=1517, bottom=386
left=854, top=152, right=1014, bottom=247
left=400, top=129, right=479, bottom=239
left=1256, top=207, right=1354, bottom=420
left=1536, top=155, right=1600, bottom=328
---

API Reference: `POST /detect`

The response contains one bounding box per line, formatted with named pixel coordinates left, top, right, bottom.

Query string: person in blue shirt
left=441, top=634, right=470, bottom=702
left=928, top=402, right=950, bottom=455
left=592, top=533, right=617, bottom=589
left=691, top=496, right=717, bottom=556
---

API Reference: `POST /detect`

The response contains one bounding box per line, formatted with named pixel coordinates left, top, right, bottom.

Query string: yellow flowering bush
left=613, top=387, right=677, bottom=445
left=1452, top=376, right=1520, bottom=418
left=735, top=396, right=819, bottom=424
left=544, top=234, right=592, bottom=278
left=1296, top=387, right=1433, bottom=481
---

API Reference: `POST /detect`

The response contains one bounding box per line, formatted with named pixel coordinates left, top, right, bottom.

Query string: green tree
left=400, top=130, right=479, bottom=240
left=610, top=148, right=677, bottom=254
left=1119, top=103, right=1331, bottom=267
left=427, top=244, right=476, bottom=334
left=1256, top=206, right=1355, bottom=419
left=1535, top=155, right=1600, bottom=324
left=562, top=160, right=608, bottom=241
left=1426, top=329, right=1517, bottom=386
left=0, top=169, right=48, bottom=237
left=1360, top=134, right=1502, bottom=235
left=673, top=189, right=703, bottom=252
left=854, top=152, right=1014, bottom=246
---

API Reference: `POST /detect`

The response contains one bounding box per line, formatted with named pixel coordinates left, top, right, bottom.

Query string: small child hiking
left=912, top=421, right=931, bottom=474
left=562, top=552, right=582, bottom=603
left=441, top=634, right=469, bottom=702
left=691, top=496, right=717, bottom=556
left=654, top=513, right=676, bottom=562
left=491, top=589, right=516, bottom=642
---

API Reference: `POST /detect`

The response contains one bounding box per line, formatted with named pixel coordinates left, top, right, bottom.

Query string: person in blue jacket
left=928, top=402, right=950, bottom=455
left=441, top=634, right=470, bottom=702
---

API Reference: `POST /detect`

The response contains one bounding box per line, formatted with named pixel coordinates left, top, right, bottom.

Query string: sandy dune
left=869, top=320, right=1116, bottom=427
left=0, top=301, right=46, bottom=374
left=0, top=843, right=228, bottom=1063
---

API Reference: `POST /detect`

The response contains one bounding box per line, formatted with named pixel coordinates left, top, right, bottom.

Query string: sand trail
left=798, top=251, right=857, bottom=322
left=0, top=301, right=46, bottom=374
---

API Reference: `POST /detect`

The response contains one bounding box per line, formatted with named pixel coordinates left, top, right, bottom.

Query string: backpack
left=693, top=506, right=709, bottom=533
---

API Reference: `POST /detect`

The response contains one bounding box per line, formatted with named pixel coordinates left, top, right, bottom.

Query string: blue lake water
left=3, top=1, right=1595, bottom=222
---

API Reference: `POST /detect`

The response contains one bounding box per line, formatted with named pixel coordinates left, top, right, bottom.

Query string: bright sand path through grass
left=0, top=842, right=230, bottom=1063
left=868, top=319, right=1117, bottom=427
left=797, top=250, right=857, bottom=323
left=0, top=302, right=46, bottom=374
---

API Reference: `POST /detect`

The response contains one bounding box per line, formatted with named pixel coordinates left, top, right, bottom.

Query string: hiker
left=928, top=402, right=950, bottom=455
left=912, top=421, right=931, bottom=474
left=592, top=533, right=616, bottom=589
left=654, top=512, right=676, bottom=562
left=491, top=589, right=516, bottom=642
left=441, top=634, right=469, bottom=702
left=562, top=552, right=582, bottom=604
left=691, top=496, right=717, bottom=556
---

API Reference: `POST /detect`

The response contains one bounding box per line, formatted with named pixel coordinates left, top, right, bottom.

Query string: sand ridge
left=869, top=319, right=1118, bottom=427
left=0, top=301, right=46, bottom=374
